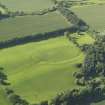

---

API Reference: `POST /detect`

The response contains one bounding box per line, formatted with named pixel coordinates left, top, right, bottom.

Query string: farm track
left=38, top=53, right=83, bottom=65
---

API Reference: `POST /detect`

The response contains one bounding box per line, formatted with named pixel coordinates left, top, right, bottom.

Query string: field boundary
left=0, top=26, right=78, bottom=49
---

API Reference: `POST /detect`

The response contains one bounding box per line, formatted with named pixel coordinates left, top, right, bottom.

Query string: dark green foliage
left=58, top=6, right=80, bottom=25
left=0, top=11, right=2, bottom=15
left=0, top=68, right=9, bottom=85
left=5, top=88, right=29, bottom=105
left=75, top=78, right=86, bottom=86
left=73, top=72, right=83, bottom=79
left=80, top=44, right=91, bottom=52
left=5, top=88, right=14, bottom=95
left=39, top=101, right=48, bottom=105
left=57, top=1, right=89, bottom=32
left=82, top=36, right=105, bottom=79
left=51, top=77, right=105, bottom=105
left=50, top=93, right=64, bottom=105
left=0, top=27, right=78, bottom=49
left=75, top=63, right=82, bottom=68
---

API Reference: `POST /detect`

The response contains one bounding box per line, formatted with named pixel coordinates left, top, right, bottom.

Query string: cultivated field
left=0, top=11, right=70, bottom=42
left=0, top=0, right=53, bottom=12
left=71, top=4, right=105, bottom=31
left=0, top=36, right=84, bottom=103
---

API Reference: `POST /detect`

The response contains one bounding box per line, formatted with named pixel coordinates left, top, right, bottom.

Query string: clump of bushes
left=50, top=77, right=105, bottom=105
left=5, top=88, right=29, bottom=105
left=0, top=68, right=10, bottom=85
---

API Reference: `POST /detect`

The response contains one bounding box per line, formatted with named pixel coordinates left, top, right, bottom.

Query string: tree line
left=0, top=27, right=78, bottom=49
left=56, top=1, right=89, bottom=32
left=0, top=2, right=57, bottom=20
left=82, top=36, right=105, bottom=80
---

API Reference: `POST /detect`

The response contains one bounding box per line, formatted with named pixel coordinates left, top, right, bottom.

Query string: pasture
left=77, top=34, right=95, bottom=45
left=0, top=11, right=70, bottom=42
left=0, top=36, right=84, bottom=103
left=88, top=0, right=105, bottom=4
left=71, top=4, right=105, bottom=31
left=0, top=0, right=53, bottom=12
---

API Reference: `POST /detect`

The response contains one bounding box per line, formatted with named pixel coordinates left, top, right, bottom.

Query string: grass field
left=71, top=4, right=105, bottom=31
left=87, top=0, right=105, bottom=4
left=0, top=0, right=53, bottom=12
left=77, top=34, right=95, bottom=45
left=0, top=11, right=70, bottom=42
left=0, top=36, right=84, bottom=103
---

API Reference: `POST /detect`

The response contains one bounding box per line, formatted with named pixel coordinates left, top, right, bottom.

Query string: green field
left=0, top=36, right=84, bottom=103
left=0, top=0, right=53, bottom=12
left=0, top=11, right=70, bottom=42
left=77, top=34, right=95, bottom=45
left=87, top=0, right=105, bottom=4
left=71, top=4, right=105, bottom=31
